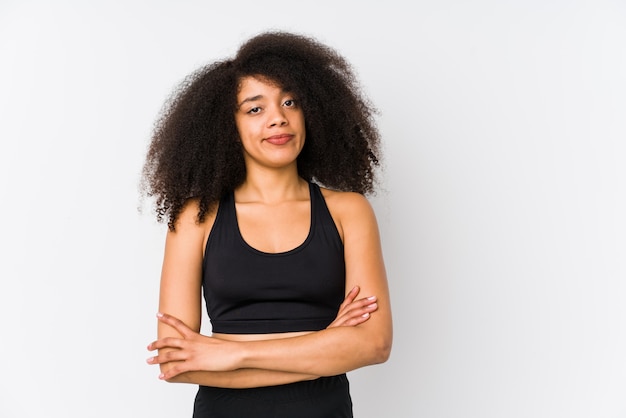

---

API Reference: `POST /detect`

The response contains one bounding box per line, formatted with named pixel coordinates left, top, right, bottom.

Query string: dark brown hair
left=141, top=31, right=381, bottom=230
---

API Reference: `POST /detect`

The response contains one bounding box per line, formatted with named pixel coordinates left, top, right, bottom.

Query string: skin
left=146, top=76, right=392, bottom=388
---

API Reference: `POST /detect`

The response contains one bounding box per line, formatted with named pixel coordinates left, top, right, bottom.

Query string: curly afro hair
left=140, top=31, right=382, bottom=230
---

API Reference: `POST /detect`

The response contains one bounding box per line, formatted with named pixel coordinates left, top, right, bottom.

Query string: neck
left=236, top=165, right=308, bottom=204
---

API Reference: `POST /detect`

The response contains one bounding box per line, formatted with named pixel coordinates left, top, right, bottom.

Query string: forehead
left=237, top=75, right=287, bottom=96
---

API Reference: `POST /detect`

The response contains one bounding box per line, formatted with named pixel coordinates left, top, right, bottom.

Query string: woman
left=142, top=31, right=392, bottom=417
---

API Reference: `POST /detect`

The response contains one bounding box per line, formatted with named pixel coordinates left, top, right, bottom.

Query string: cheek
left=293, top=112, right=305, bottom=130
left=234, top=117, right=243, bottom=137
left=235, top=118, right=255, bottom=140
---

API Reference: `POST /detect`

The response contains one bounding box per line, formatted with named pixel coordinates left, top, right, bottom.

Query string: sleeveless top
left=202, top=182, right=346, bottom=334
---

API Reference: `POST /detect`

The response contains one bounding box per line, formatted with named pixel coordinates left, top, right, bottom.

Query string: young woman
left=142, top=31, right=392, bottom=417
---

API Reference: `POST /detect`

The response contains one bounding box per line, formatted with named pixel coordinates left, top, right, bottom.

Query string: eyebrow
left=237, top=95, right=264, bottom=108
left=237, top=87, right=294, bottom=109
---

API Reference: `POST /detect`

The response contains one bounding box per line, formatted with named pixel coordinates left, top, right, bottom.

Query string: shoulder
left=319, top=187, right=377, bottom=239
left=320, top=187, right=373, bottom=214
left=169, top=198, right=219, bottom=249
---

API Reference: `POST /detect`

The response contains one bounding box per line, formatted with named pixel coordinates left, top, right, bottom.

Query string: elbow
left=163, top=375, right=183, bottom=384
left=163, top=374, right=190, bottom=384
left=369, top=333, right=392, bottom=365
left=159, top=366, right=177, bottom=384
left=356, top=322, right=393, bottom=366
left=159, top=364, right=189, bottom=384
left=375, top=339, right=392, bottom=364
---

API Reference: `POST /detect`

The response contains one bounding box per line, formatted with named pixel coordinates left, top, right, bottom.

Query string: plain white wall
left=1, top=1, right=625, bottom=417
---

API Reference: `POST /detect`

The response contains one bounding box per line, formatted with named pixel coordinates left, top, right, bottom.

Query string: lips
left=264, top=134, right=293, bottom=145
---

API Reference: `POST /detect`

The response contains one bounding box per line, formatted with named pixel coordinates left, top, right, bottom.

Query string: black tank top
left=202, top=182, right=345, bottom=334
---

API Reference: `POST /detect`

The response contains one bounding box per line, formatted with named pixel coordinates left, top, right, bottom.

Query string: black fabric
left=202, top=182, right=346, bottom=334
left=192, top=374, right=353, bottom=418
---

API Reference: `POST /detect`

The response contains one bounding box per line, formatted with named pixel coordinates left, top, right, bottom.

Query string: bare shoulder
left=170, top=198, right=219, bottom=246
left=320, top=188, right=373, bottom=213
left=319, top=188, right=377, bottom=239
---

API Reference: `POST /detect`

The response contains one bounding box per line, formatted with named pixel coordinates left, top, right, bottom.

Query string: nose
left=267, top=106, right=288, bottom=127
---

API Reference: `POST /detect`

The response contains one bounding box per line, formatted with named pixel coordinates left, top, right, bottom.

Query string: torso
left=212, top=330, right=312, bottom=342
left=200, top=182, right=346, bottom=342
left=234, top=193, right=311, bottom=254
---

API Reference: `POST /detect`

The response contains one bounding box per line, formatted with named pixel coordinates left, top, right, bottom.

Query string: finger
left=337, top=295, right=377, bottom=317
left=156, top=312, right=192, bottom=336
left=159, top=363, right=188, bottom=381
left=328, top=302, right=378, bottom=328
left=345, top=285, right=360, bottom=300
left=338, top=286, right=360, bottom=311
left=332, top=296, right=377, bottom=325
left=146, top=349, right=188, bottom=365
left=147, top=336, right=186, bottom=351
left=157, top=312, right=190, bottom=329
left=342, top=303, right=378, bottom=322
left=344, top=312, right=373, bottom=326
left=329, top=311, right=371, bottom=328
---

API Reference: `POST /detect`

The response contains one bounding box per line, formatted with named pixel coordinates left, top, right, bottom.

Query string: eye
left=247, top=106, right=262, bottom=114
left=283, top=99, right=297, bottom=107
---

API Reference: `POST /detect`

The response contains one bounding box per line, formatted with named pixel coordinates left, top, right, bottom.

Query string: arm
left=151, top=201, right=380, bottom=387
left=234, top=193, right=392, bottom=375
left=150, top=193, right=392, bottom=379
left=151, top=286, right=378, bottom=388
left=153, top=200, right=204, bottom=379
left=154, top=201, right=317, bottom=387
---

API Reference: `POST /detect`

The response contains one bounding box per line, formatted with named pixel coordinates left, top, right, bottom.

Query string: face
left=234, top=76, right=305, bottom=170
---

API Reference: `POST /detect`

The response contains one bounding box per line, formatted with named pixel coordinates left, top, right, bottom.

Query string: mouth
left=264, top=134, right=294, bottom=145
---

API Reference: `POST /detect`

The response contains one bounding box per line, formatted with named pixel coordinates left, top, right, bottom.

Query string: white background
left=1, top=1, right=625, bottom=417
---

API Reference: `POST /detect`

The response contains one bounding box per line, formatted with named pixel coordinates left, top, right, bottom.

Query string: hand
left=146, top=313, right=240, bottom=380
left=327, top=286, right=378, bottom=328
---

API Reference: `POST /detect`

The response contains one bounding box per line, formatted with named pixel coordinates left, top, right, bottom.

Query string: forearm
left=239, top=325, right=391, bottom=377
left=166, top=368, right=319, bottom=389
left=150, top=284, right=391, bottom=381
